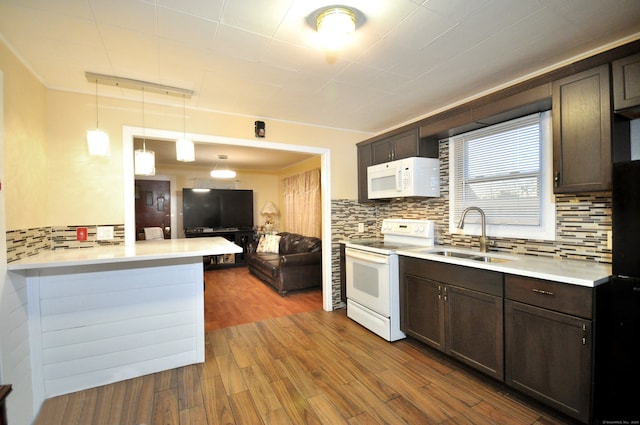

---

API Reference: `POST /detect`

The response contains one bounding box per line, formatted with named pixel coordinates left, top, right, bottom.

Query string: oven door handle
left=346, top=248, right=389, bottom=264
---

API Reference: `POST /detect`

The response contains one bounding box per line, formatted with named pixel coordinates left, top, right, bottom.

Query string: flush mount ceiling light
left=87, top=79, right=110, bottom=156
left=316, top=6, right=356, bottom=49
left=176, top=93, right=195, bottom=162
left=210, top=155, right=236, bottom=179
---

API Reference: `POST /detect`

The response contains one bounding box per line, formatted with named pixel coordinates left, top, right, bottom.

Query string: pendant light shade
left=87, top=79, right=110, bottom=156
left=176, top=138, right=195, bottom=162
left=210, top=154, right=236, bottom=179
left=87, top=129, right=110, bottom=156
left=134, top=149, right=155, bottom=176
left=176, top=94, right=195, bottom=162
left=316, top=7, right=356, bottom=49
left=134, top=87, right=156, bottom=176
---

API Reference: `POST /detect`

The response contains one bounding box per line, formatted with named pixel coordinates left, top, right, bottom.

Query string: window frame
left=449, top=110, right=556, bottom=241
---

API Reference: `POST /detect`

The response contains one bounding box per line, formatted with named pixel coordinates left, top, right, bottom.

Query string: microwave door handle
left=396, top=168, right=402, bottom=191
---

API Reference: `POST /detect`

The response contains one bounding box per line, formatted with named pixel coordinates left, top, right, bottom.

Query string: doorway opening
left=122, top=126, right=333, bottom=312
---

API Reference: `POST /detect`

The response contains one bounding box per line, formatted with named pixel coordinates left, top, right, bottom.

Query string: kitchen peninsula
left=7, top=237, right=242, bottom=414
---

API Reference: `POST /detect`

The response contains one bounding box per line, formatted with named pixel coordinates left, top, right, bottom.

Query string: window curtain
left=283, top=169, right=321, bottom=238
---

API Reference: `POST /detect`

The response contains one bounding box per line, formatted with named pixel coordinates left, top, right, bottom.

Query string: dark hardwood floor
left=33, top=267, right=571, bottom=424
left=204, top=267, right=323, bottom=332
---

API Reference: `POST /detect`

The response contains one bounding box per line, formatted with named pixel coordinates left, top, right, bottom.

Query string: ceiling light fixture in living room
left=210, top=155, right=236, bottom=179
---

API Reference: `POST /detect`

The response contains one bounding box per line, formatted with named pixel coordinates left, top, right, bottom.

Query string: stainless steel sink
left=413, top=249, right=516, bottom=263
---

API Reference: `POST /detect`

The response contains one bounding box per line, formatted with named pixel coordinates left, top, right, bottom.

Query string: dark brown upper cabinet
left=552, top=65, right=613, bottom=193
left=612, top=52, right=640, bottom=118
left=370, top=128, right=433, bottom=165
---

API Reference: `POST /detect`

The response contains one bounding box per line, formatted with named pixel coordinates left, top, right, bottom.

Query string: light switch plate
left=97, top=226, right=114, bottom=240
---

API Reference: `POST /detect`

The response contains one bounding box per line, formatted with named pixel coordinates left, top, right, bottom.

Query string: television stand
left=185, top=228, right=255, bottom=269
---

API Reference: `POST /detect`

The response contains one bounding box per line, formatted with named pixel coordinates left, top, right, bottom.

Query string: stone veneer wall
left=6, top=224, right=125, bottom=263
left=330, top=139, right=611, bottom=309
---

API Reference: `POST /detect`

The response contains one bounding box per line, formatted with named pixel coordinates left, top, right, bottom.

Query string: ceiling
left=2, top=0, right=640, bottom=169
left=133, top=137, right=314, bottom=170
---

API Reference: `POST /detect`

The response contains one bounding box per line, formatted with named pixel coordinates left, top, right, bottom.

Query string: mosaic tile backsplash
left=6, top=224, right=125, bottom=263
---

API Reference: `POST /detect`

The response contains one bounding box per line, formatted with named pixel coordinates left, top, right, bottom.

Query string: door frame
left=122, top=126, right=334, bottom=312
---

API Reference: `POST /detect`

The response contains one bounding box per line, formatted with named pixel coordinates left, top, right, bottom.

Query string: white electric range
left=343, top=218, right=435, bottom=341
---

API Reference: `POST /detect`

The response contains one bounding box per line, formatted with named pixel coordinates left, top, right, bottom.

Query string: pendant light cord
left=183, top=93, right=187, bottom=138
left=94, top=79, right=100, bottom=128
left=142, top=87, right=146, bottom=151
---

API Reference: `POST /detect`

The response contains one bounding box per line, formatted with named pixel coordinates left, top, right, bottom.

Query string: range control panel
left=381, top=219, right=434, bottom=239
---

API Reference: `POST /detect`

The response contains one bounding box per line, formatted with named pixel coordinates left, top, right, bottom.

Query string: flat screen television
left=183, top=188, right=254, bottom=230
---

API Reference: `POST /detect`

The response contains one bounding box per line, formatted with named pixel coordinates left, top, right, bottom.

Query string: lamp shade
left=176, top=138, right=195, bottom=162
left=261, top=201, right=278, bottom=216
left=134, top=149, right=155, bottom=176
left=87, top=129, right=110, bottom=156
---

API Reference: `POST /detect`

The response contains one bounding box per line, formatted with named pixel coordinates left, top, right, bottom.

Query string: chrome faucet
left=456, top=207, right=487, bottom=252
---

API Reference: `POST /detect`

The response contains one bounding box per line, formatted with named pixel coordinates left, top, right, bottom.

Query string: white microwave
left=367, top=157, right=440, bottom=199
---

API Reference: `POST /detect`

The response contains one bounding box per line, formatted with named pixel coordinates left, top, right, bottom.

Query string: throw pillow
left=257, top=234, right=281, bottom=253
left=255, top=235, right=266, bottom=252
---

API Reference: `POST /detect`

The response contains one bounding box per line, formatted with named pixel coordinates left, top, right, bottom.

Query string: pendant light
left=210, top=155, right=236, bottom=179
left=87, top=79, right=110, bottom=156
left=316, top=7, right=356, bottom=50
left=176, top=93, right=195, bottom=162
left=134, top=87, right=155, bottom=176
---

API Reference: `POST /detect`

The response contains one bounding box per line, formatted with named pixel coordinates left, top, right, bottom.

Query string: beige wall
left=1, top=41, right=48, bottom=230
left=2, top=39, right=368, bottom=231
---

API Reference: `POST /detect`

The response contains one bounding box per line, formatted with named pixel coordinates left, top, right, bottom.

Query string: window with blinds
left=449, top=111, right=555, bottom=240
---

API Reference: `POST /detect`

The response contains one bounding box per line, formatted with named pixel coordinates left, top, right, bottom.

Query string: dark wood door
left=446, top=285, right=504, bottom=381
left=135, top=179, right=171, bottom=240
left=505, top=300, right=592, bottom=423
left=401, top=274, right=445, bottom=350
left=552, top=64, right=612, bottom=193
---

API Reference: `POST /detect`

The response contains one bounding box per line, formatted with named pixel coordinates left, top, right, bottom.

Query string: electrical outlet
left=358, top=223, right=365, bottom=233
left=97, top=226, right=114, bottom=240
left=607, top=230, right=612, bottom=250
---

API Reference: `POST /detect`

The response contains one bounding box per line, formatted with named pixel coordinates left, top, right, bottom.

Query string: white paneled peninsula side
left=7, top=237, right=242, bottom=416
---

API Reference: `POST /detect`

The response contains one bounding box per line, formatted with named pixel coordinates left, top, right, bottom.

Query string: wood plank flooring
left=204, top=267, right=323, bottom=331
left=34, top=308, right=572, bottom=425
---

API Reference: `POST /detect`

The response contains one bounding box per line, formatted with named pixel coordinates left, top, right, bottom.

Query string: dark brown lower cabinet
left=400, top=257, right=504, bottom=381
left=505, top=298, right=592, bottom=423
left=446, top=285, right=503, bottom=380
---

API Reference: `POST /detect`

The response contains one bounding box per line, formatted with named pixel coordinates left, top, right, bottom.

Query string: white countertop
left=7, top=237, right=243, bottom=271
left=396, top=246, right=611, bottom=287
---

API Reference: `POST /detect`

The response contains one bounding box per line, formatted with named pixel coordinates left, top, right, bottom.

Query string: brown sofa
left=245, top=232, right=322, bottom=296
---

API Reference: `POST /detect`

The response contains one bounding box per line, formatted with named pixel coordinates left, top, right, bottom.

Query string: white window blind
left=450, top=112, right=548, bottom=231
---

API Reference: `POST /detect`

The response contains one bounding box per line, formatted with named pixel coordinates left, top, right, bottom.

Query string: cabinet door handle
left=532, top=288, right=554, bottom=296
left=553, top=172, right=560, bottom=187
left=443, top=286, right=448, bottom=302
left=438, top=285, right=442, bottom=300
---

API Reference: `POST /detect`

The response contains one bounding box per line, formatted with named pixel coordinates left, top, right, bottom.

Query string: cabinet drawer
left=505, top=275, right=593, bottom=319
left=400, top=257, right=503, bottom=296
